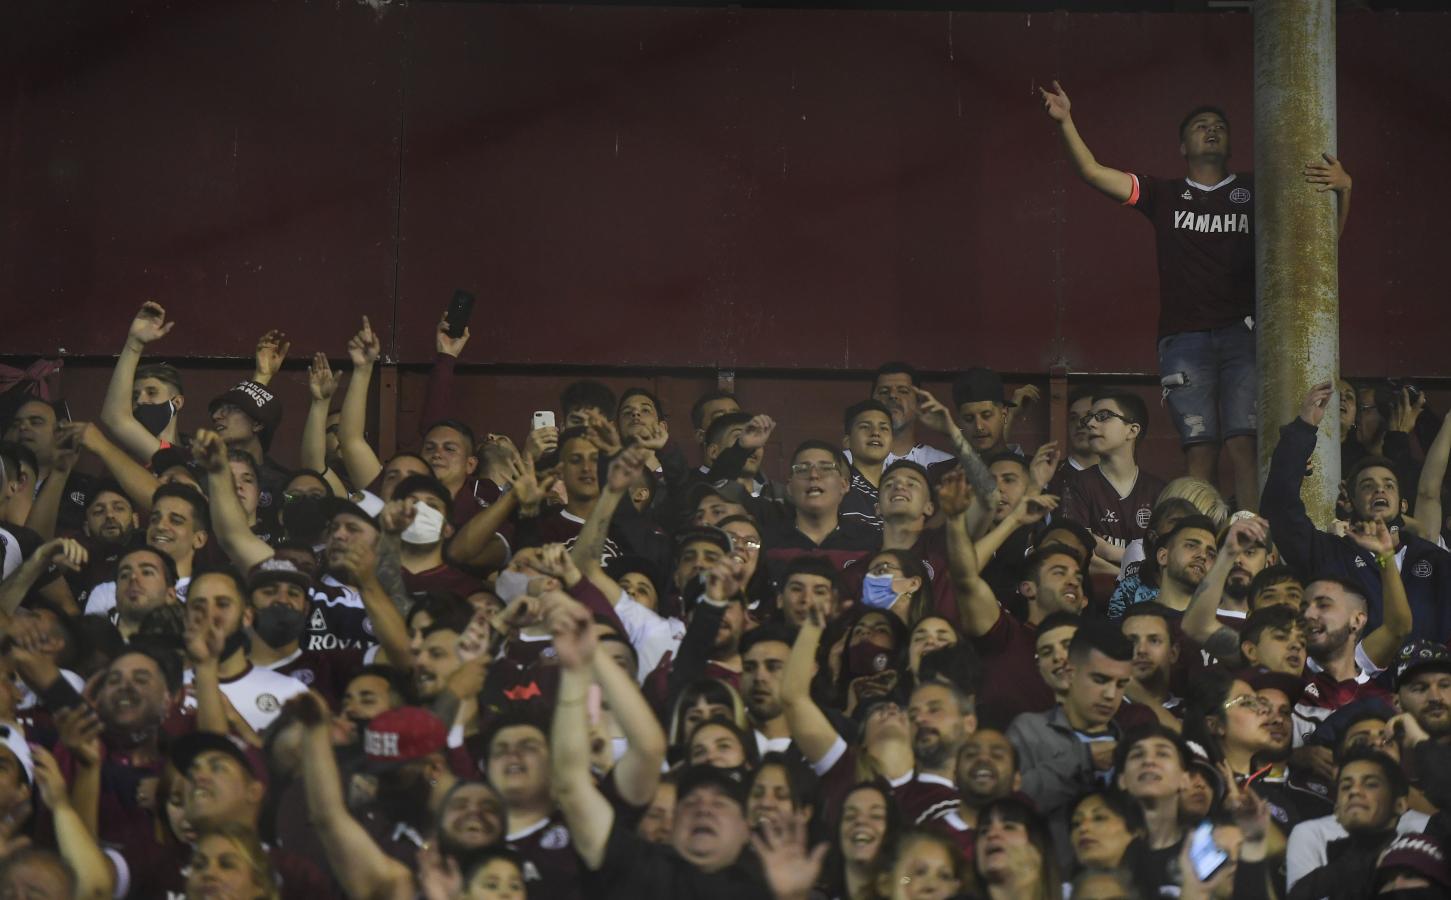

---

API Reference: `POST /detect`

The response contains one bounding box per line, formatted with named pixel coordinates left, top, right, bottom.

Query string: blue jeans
left=1156, top=322, right=1257, bottom=447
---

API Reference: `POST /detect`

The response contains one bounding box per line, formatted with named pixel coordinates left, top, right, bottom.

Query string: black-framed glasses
left=1079, top=410, right=1132, bottom=428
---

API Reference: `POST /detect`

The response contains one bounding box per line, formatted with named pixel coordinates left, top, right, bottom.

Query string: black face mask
left=134, top=401, right=176, bottom=437
left=282, top=495, right=327, bottom=544
left=253, top=605, right=307, bottom=649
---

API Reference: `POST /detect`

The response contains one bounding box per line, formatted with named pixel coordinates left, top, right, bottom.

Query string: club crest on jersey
left=294, top=668, right=316, bottom=686
left=1414, top=560, right=1433, bottom=578
left=256, top=694, right=280, bottom=713
left=1136, top=508, right=1152, bottom=529
left=1230, top=187, right=1251, bottom=204
left=540, top=825, right=570, bottom=850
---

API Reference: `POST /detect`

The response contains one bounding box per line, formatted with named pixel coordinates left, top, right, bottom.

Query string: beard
left=1309, top=622, right=1353, bottom=661
left=1225, top=572, right=1252, bottom=601
left=913, top=729, right=952, bottom=770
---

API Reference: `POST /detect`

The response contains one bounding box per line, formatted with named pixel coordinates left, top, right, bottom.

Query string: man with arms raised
left=1040, top=82, right=1351, bottom=509
left=871, top=362, right=953, bottom=468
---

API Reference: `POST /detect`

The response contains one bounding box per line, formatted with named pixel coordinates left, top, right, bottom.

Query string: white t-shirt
left=84, top=576, right=191, bottom=617
left=184, top=664, right=309, bottom=733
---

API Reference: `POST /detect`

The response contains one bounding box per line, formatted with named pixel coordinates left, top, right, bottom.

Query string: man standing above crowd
left=1040, top=81, right=1352, bottom=510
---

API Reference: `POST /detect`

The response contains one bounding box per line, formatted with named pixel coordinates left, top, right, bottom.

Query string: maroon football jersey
left=403, top=562, right=482, bottom=602
left=508, top=812, right=581, bottom=900
left=1060, top=465, right=1167, bottom=550
left=1127, top=172, right=1255, bottom=336
left=893, top=773, right=960, bottom=827
left=971, top=613, right=1056, bottom=726
left=263, top=646, right=365, bottom=705
left=523, top=509, right=620, bottom=563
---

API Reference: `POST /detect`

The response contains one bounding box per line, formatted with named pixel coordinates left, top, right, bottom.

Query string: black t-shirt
left=593, top=815, right=772, bottom=900
left=1129, top=172, right=1255, bottom=336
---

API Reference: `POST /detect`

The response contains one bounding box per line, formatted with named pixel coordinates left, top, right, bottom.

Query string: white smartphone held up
left=532, top=411, right=556, bottom=431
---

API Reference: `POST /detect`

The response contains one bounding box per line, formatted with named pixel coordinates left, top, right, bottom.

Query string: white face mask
left=494, top=569, right=533, bottom=604
left=400, top=502, right=446, bottom=546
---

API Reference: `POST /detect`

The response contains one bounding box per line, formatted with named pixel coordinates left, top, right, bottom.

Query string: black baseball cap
left=1396, top=640, right=1451, bottom=690
left=170, top=732, right=261, bottom=782
left=675, top=764, right=748, bottom=813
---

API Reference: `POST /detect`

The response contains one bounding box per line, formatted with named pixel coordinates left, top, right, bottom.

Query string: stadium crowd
left=0, top=87, right=1447, bottom=900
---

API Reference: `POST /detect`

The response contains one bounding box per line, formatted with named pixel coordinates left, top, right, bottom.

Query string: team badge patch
left=256, top=694, right=280, bottom=713
left=1136, top=508, right=1152, bottom=529
left=541, top=825, right=570, bottom=850
left=1414, top=560, right=1433, bottom=578
left=1229, top=187, right=1251, bottom=204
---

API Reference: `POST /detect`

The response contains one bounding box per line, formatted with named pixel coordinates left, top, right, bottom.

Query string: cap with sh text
left=363, top=706, right=447, bottom=771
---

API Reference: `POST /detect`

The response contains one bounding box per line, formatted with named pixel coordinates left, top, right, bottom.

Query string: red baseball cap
left=363, top=707, right=447, bottom=771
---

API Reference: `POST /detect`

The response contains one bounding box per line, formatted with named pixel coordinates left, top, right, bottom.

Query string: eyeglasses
left=728, top=534, right=761, bottom=552
left=791, top=461, right=839, bottom=478
left=1223, top=694, right=1272, bottom=715
left=1078, top=410, right=1133, bottom=428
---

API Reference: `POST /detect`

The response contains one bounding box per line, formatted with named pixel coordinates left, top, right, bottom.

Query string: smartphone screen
left=1188, top=819, right=1229, bottom=882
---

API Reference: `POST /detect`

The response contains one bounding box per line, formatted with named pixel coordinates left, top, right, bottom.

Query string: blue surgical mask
left=861, top=574, right=899, bottom=609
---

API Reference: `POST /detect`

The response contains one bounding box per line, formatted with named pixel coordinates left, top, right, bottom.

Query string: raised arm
left=249, top=329, right=290, bottom=386
left=973, top=493, right=1059, bottom=575
left=99, top=302, right=175, bottom=463
left=338, top=317, right=384, bottom=490
left=184, top=604, right=230, bottom=735
left=1415, top=409, right=1451, bottom=545
left=0, top=538, right=86, bottom=617
left=31, top=747, right=115, bottom=900
left=940, top=471, right=1002, bottom=637
left=301, top=353, right=349, bottom=497
left=193, top=429, right=273, bottom=571
left=291, top=692, right=415, bottom=900
left=1260, top=383, right=1334, bottom=574
left=546, top=594, right=617, bottom=871
left=592, top=624, right=666, bottom=806
left=1183, top=517, right=1262, bottom=667
left=1039, top=81, right=1134, bottom=203
left=915, top=389, right=995, bottom=536
left=571, top=448, right=646, bottom=597
left=780, top=595, right=840, bottom=766
left=345, top=507, right=414, bottom=669
left=76, top=423, right=159, bottom=516
left=53, top=705, right=104, bottom=839
left=1353, top=518, right=1413, bottom=668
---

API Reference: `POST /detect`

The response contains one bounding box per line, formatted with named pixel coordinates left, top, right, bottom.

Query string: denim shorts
left=1156, top=322, right=1257, bottom=447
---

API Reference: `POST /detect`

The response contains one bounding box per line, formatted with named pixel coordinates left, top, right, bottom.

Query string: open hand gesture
left=307, top=352, right=338, bottom=402
left=752, top=809, right=829, bottom=900
left=543, top=593, right=595, bottom=670
left=635, top=420, right=669, bottom=451
left=1039, top=80, right=1072, bottom=123
left=1224, top=514, right=1270, bottom=551
left=1013, top=492, right=1060, bottom=526
left=346, top=316, right=381, bottom=368
left=54, top=705, right=104, bottom=769
left=252, top=330, right=291, bottom=384
left=129, top=301, right=175, bottom=346
left=37, top=537, right=88, bottom=573
left=583, top=411, right=622, bottom=457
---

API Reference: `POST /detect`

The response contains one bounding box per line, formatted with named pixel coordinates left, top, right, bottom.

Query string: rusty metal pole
left=1254, top=0, right=1339, bottom=526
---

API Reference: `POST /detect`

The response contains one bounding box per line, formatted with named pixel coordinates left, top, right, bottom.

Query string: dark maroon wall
left=4, top=5, right=1449, bottom=375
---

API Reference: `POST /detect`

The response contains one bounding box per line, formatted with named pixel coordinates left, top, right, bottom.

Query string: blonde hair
left=189, top=823, right=280, bottom=900
left=1155, top=477, right=1228, bottom=529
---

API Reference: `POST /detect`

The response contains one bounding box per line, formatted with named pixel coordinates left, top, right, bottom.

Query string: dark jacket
left=1262, top=418, right=1451, bottom=642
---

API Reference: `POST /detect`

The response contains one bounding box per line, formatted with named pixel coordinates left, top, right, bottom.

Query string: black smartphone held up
left=444, top=290, right=476, bottom=339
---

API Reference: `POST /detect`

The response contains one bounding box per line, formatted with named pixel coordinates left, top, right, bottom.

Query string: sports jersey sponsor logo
left=1229, top=187, right=1251, bottom=203
left=310, top=609, right=328, bottom=631
left=540, top=825, right=570, bottom=851
left=1173, top=211, right=1250, bottom=234
left=1354, top=557, right=1367, bottom=568
left=1100, top=510, right=1120, bottom=525
left=256, top=694, right=279, bottom=713
left=307, top=634, right=367, bottom=651
left=1181, top=189, right=1193, bottom=200
left=69, top=490, right=86, bottom=506
left=1414, top=560, right=1433, bottom=578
